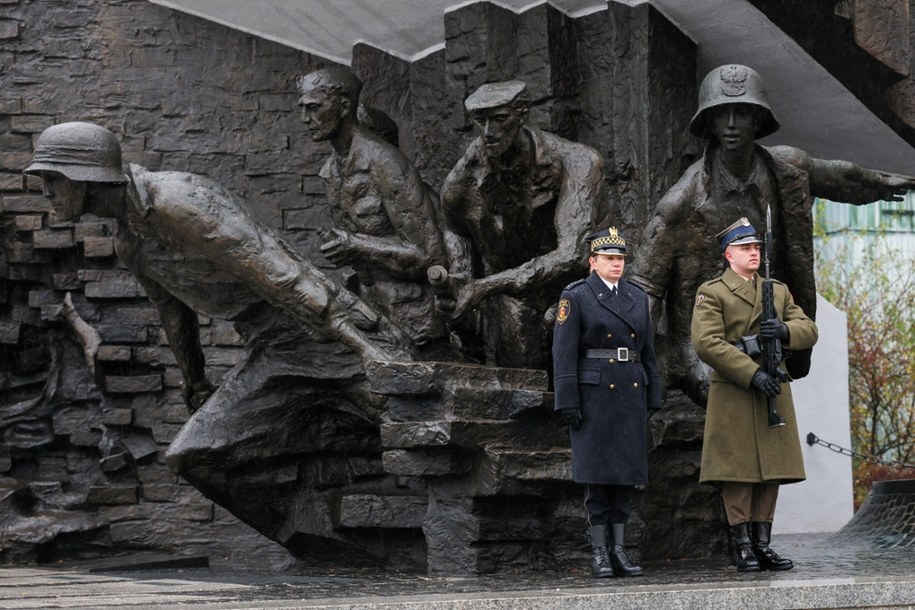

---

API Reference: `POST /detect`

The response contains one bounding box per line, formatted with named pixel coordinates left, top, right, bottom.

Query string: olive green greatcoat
left=691, top=267, right=818, bottom=485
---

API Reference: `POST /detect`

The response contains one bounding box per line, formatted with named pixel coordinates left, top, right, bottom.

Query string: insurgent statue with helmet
left=628, top=63, right=915, bottom=407
left=25, top=122, right=412, bottom=412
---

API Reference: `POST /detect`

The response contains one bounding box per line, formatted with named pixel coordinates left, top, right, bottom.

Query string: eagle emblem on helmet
left=719, top=65, right=748, bottom=97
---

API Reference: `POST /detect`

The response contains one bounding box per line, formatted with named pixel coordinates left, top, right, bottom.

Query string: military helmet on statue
left=689, top=64, right=780, bottom=139
left=24, top=122, right=127, bottom=183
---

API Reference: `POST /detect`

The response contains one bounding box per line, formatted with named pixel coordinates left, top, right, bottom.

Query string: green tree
left=814, top=201, right=915, bottom=507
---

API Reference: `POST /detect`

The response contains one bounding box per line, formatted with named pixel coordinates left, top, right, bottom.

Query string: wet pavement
left=2, top=534, right=915, bottom=609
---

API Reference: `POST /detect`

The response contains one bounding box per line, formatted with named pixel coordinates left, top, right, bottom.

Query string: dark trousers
left=584, top=483, right=634, bottom=525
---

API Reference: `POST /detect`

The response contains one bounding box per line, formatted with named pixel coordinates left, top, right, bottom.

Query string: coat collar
left=722, top=267, right=759, bottom=307
left=586, top=273, right=637, bottom=322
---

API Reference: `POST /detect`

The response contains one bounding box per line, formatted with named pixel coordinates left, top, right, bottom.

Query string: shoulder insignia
left=695, top=294, right=705, bottom=308
left=557, top=299, right=571, bottom=325
left=563, top=278, right=587, bottom=291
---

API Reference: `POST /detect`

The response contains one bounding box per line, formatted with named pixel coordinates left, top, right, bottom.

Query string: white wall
left=775, top=294, right=854, bottom=533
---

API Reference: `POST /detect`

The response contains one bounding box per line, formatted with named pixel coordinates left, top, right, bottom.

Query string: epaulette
left=563, top=278, right=587, bottom=291
left=626, top=281, right=646, bottom=294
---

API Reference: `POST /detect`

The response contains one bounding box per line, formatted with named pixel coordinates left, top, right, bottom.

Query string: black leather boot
left=588, top=525, right=615, bottom=578
left=752, top=521, right=794, bottom=571
left=730, top=522, right=760, bottom=572
left=608, top=523, right=644, bottom=577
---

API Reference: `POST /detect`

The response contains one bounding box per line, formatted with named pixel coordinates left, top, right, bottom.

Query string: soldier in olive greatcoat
left=552, top=227, right=661, bottom=578
left=691, top=218, right=818, bottom=573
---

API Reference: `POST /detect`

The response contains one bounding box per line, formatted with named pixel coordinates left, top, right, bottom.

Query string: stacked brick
left=0, top=0, right=320, bottom=564
left=0, top=0, right=715, bottom=572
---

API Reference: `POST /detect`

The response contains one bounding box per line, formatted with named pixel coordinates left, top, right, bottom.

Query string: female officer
left=552, top=227, right=661, bottom=577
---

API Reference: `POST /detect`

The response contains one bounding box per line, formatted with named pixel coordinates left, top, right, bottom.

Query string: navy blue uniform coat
left=552, top=274, right=662, bottom=485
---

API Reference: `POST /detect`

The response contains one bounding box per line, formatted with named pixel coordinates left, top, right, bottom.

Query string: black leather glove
left=558, top=408, right=583, bottom=430
left=751, top=370, right=781, bottom=398
left=759, top=318, right=789, bottom=342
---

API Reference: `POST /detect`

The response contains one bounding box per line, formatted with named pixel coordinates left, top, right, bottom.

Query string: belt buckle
left=617, top=347, right=629, bottom=362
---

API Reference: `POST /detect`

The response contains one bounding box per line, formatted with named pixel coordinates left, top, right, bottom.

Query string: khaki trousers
left=721, top=482, right=779, bottom=525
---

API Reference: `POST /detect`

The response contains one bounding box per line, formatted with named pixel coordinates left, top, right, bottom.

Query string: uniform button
left=633, top=382, right=639, bottom=388
left=609, top=384, right=616, bottom=390
left=630, top=333, right=636, bottom=339
left=607, top=333, right=613, bottom=339
left=608, top=359, right=615, bottom=364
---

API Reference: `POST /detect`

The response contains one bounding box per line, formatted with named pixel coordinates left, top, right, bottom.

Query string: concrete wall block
left=32, top=228, right=74, bottom=249
left=96, top=345, right=132, bottom=362
left=132, top=346, right=175, bottom=367
left=105, top=374, right=163, bottom=394
left=102, top=408, right=133, bottom=426
left=84, top=275, right=146, bottom=299
left=176, top=503, right=214, bottom=522
left=96, top=324, right=148, bottom=343
left=0, top=321, right=21, bottom=344
left=51, top=272, right=81, bottom=291
left=1, top=194, right=49, bottom=213
left=338, top=494, right=427, bottom=528
left=0, top=19, right=20, bottom=40
left=10, top=114, right=54, bottom=134
left=0, top=172, right=23, bottom=191
left=87, top=485, right=138, bottom=505
left=82, top=236, right=115, bottom=258
left=12, top=214, right=43, bottom=232
left=380, top=422, right=452, bottom=448
left=141, top=484, right=176, bottom=502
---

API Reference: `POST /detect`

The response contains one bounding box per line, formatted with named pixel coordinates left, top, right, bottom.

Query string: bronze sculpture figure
left=438, top=80, right=607, bottom=369
left=628, top=64, right=915, bottom=405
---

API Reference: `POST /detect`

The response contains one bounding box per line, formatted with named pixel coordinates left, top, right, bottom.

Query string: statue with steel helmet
left=437, top=80, right=607, bottom=369
left=628, top=63, right=915, bottom=407
left=23, top=121, right=415, bottom=502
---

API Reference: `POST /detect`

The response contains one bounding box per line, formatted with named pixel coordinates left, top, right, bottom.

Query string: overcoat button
left=633, top=382, right=639, bottom=388
left=609, top=384, right=615, bottom=390
left=607, top=333, right=613, bottom=339
left=608, top=359, right=615, bottom=364
left=630, top=333, right=636, bottom=338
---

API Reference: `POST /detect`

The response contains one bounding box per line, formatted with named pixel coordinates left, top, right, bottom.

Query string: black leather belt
left=581, top=348, right=640, bottom=362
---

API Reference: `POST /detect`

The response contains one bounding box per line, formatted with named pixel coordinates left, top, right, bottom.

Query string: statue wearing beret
left=438, top=80, right=607, bottom=369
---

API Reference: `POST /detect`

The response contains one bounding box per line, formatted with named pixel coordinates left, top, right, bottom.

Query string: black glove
left=558, top=408, right=583, bottom=430
left=751, top=370, right=781, bottom=398
left=759, top=318, right=789, bottom=342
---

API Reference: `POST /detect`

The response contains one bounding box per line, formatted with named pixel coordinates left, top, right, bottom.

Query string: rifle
left=761, top=205, right=790, bottom=428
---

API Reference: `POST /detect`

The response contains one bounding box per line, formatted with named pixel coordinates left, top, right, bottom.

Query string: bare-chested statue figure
left=298, top=67, right=450, bottom=349
left=438, top=80, right=607, bottom=369
left=628, top=64, right=915, bottom=405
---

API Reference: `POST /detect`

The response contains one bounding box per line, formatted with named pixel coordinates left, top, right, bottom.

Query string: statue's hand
left=440, top=278, right=482, bottom=322
left=319, top=228, right=355, bottom=266
left=864, top=170, right=915, bottom=202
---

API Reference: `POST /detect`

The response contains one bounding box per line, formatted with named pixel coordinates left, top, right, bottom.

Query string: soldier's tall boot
left=730, top=522, right=761, bottom=572
left=608, top=522, right=644, bottom=576
left=588, top=525, right=614, bottom=578
left=751, top=521, right=794, bottom=571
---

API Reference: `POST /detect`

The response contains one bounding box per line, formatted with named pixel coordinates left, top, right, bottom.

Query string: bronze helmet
left=689, top=64, right=780, bottom=140
left=24, top=122, right=127, bottom=183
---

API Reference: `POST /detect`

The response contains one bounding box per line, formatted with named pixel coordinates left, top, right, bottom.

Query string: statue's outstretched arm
left=773, top=145, right=915, bottom=204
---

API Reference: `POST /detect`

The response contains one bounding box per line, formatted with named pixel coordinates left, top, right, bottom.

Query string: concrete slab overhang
left=148, top=0, right=915, bottom=174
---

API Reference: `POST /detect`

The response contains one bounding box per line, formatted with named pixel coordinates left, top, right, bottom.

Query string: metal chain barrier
left=807, top=432, right=915, bottom=470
